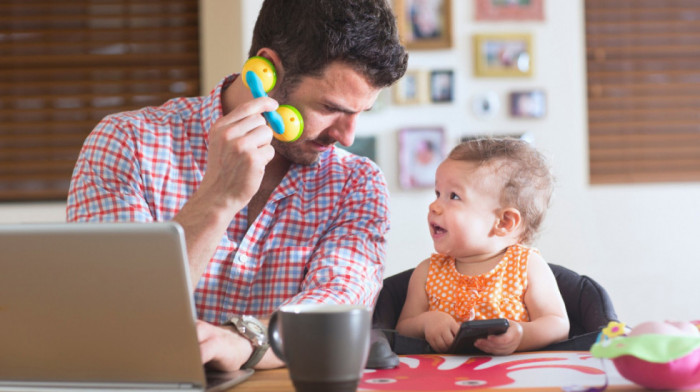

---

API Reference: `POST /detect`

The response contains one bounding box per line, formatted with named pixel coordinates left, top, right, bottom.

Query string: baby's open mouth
left=431, top=223, right=446, bottom=235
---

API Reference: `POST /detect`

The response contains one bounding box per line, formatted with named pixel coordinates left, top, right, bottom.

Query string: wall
left=372, top=0, right=700, bottom=327
left=2, top=0, right=698, bottom=327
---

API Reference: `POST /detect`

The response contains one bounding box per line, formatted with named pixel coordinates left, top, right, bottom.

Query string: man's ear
left=493, top=208, right=522, bottom=237
left=255, top=48, right=284, bottom=77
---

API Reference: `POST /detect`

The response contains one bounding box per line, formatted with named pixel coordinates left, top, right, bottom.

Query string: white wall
left=371, top=0, right=700, bottom=327
left=0, top=202, right=66, bottom=223
left=3, top=0, right=698, bottom=327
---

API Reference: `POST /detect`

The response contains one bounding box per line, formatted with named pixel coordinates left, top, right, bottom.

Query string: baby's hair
left=448, top=137, right=554, bottom=244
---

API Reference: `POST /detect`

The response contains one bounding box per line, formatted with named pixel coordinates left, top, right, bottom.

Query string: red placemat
left=360, top=351, right=637, bottom=391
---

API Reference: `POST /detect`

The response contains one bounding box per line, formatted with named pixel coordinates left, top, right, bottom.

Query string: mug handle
left=267, top=311, right=286, bottom=363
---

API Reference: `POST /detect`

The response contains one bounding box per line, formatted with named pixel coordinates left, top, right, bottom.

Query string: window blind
left=0, top=0, right=200, bottom=201
left=585, top=0, right=700, bottom=184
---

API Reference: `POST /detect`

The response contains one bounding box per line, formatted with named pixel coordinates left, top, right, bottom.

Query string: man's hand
left=473, top=320, right=523, bottom=355
left=196, top=320, right=253, bottom=372
left=199, top=96, right=278, bottom=211
left=424, top=311, right=461, bottom=353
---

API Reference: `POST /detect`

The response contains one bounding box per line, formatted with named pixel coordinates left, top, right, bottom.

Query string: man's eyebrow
left=324, top=101, right=373, bottom=114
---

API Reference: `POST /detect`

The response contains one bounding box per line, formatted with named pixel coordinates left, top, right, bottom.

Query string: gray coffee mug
left=268, top=304, right=370, bottom=392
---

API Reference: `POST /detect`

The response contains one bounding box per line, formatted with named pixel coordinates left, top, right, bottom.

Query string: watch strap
left=241, top=340, right=269, bottom=369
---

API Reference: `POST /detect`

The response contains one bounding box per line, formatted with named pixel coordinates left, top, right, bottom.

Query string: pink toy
left=591, top=320, right=700, bottom=390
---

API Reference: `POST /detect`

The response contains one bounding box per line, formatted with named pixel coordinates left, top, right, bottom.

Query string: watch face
left=240, top=316, right=268, bottom=345
left=246, top=321, right=265, bottom=335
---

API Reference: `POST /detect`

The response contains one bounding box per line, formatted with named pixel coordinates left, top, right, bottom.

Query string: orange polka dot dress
left=425, top=244, right=534, bottom=323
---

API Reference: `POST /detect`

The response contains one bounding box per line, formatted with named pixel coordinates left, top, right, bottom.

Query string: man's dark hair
left=249, top=0, right=408, bottom=89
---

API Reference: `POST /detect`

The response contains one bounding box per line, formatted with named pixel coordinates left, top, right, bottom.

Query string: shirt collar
left=199, top=74, right=237, bottom=146
left=268, top=148, right=335, bottom=202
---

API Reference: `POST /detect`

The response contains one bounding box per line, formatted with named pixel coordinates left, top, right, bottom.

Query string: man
left=67, top=0, right=407, bottom=371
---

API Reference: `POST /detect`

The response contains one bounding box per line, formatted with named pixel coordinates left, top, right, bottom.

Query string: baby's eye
left=434, top=190, right=440, bottom=198
left=449, top=192, right=460, bottom=200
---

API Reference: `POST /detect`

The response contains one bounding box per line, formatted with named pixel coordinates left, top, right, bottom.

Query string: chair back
left=372, top=263, right=620, bottom=351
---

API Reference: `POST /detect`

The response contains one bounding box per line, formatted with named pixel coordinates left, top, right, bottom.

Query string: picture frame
left=471, top=91, right=500, bottom=119
left=475, top=0, right=544, bottom=21
left=398, top=127, right=446, bottom=189
left=394, top=0, right=452, bottom=50
left=509, top=90, right=546, bottom=118
left=336, top=135, right=378, bottom=162
left=429, top=70, right=454, bottom=103
left=474, top=33, right=533, bottom=77
left=393, top=69, right=428, bottom=105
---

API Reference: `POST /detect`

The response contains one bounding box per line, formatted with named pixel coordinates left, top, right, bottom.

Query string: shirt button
left=237, top=254, right=248, bottom=264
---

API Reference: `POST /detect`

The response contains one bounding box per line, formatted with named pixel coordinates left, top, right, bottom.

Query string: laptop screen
left=0, top=222, right=206, bottom=390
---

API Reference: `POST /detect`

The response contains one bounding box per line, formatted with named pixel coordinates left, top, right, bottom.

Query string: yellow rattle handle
left=242, top=57, right=303, bottom=142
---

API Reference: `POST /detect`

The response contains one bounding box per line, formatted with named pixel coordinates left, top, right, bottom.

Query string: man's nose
left=329, top=114, right=358, bottom=147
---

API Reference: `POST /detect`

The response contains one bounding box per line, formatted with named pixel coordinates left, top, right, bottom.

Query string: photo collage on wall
left=390, top=0, right=547, bottom=190
left=392, top=0, right=455, bottom=107
left=471, top=0, right=547, bottom=121
left=341, top=1, right=548, bottom=190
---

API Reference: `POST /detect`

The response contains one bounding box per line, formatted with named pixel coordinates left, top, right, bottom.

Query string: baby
left=396, top=137, right=569, bottom=355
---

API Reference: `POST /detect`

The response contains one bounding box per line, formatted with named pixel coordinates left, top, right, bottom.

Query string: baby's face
left=428, top=159, right=505, bottom=258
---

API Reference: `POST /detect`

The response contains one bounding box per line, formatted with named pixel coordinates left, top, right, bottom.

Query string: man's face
left=270, top=62, right=380, bottom=165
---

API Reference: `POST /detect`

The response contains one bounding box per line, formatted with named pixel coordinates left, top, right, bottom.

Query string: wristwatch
left=227, top=315, right=269, bottom=369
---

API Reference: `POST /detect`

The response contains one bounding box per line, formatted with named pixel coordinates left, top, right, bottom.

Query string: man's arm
left=173, top=97, right=278, bottom=288
left=197, top=320, right=284, bottom=371
left=285, top=159, right=390, bottom=307
left=67, top=94, right=279, bottom=289
left=66, top=118, right=159, bottom=223
left=196, top=157, right=390, bottom=373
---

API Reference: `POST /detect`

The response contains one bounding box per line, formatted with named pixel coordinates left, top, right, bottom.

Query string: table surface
left=230, top=351, right=700, bottom=392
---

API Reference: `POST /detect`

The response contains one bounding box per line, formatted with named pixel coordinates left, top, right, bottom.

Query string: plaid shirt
left=67, top=75, right=389, bottom=322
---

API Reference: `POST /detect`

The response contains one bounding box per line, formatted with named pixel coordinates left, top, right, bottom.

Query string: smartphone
left=446, top=318, right=510, bottom=354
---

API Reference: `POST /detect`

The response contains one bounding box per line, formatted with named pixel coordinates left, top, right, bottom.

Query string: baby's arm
left=474, top=253, right=569, bottom=355
left=395, top=259, right=461, bottom=352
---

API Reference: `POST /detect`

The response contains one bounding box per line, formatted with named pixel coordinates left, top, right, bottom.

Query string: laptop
left=0, top=222, right=253, bottom=391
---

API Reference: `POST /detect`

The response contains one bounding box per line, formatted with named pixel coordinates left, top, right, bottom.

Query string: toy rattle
left=242, top=56, right=303, bottom=142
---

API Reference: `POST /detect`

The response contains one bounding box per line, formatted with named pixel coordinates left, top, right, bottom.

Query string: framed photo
left=429, top=70, right=454, bottom=103
left=471, top=91, right=500, bottom=119
left=398, top=127, right=445, bottom=189
left=509, top=90, right=546, bottom=118
left=474, top=33, right=533, bottom=77
left=475, top=0, right=544, bottom=21
left=337, top=136, right=377, bottom=162
left=393, top=70, right=428, bottom=105
left=394, top=0, right=452, bottom=50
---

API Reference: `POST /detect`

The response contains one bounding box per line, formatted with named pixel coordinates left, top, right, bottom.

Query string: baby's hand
left=424, top=311, right=460, bottom=353
left=473, top=320, right=523, bottom=355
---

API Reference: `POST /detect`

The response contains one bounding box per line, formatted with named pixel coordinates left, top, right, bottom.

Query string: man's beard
left=272, top=136, right=333, bottom=166
left=271, top=138, right=315, bottom=165
left=268, top=81, right=334, bottom=166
